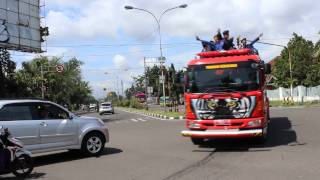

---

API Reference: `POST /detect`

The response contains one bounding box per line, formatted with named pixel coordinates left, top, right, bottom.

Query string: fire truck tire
left=191, top=137, right=205, bottom=145
left=255, top=126, right=268, bottom=144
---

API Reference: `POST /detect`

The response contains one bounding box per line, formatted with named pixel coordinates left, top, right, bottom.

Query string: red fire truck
left=181, top=49, right=271, bottom=145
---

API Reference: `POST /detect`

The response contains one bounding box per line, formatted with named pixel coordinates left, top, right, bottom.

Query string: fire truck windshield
left=187, top=61, right=260, bottom=93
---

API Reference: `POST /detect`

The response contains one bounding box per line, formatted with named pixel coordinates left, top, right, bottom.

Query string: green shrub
left=130, top=98, right=144, bottom=109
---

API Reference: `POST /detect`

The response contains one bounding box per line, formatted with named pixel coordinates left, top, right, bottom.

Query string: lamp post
left=104, top=72, right=120, bottom=101
left=125, top=4, right=187, bottom=111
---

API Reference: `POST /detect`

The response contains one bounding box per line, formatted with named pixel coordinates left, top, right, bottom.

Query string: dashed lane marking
left=137, top=118, right=147, bottom=122
left=131, top=119, right=139, bottom=122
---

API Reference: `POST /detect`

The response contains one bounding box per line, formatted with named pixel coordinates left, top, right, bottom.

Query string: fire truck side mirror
left=264, top=64, right=271, bottom=74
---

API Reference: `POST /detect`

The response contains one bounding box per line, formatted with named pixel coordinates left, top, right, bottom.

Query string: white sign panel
left=159, top=75, right=165, bottom=84
left=147, top=86, right=153, bottom=94
left=0, top=0, right=42, bottom=52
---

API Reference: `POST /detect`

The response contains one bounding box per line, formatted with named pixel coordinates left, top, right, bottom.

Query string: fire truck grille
left=191, top=96, right=256, bottom=119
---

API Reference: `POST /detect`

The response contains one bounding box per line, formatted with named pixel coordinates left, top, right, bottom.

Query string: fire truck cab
left=181, top=49, right=271, bottom=145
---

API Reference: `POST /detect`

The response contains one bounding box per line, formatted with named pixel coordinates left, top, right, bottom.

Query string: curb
left=116, top=107, right=184, bottom=120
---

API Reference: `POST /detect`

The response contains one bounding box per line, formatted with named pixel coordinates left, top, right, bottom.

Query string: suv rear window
left=0, top=104, right=33, bottom=121
left=101, top=103, right=111, bottom=107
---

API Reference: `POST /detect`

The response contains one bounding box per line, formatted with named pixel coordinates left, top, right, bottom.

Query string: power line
left=43, top=33, right=320, bottom=48
left=45, top=42, right=199, bottom=48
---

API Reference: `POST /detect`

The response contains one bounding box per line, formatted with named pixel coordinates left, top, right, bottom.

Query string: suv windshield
left=187, top=61, right=260, bottom=93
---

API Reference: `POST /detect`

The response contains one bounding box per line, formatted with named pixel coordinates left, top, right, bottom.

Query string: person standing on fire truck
left=196, top=29, right=224, bottom=51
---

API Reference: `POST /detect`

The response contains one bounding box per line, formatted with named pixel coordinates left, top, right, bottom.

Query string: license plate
left=214, top=119, right=231, bottom=126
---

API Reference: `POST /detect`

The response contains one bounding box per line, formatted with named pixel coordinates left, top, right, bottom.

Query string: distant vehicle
left=0, top=100, right=109, bottom=156
left=89, top=104, right=97, bottom=111
left=135, top=92, right=146, bottom=103
left=180, top=49, right=271, bottom=145
left=99, top=102, right=114, bottom=115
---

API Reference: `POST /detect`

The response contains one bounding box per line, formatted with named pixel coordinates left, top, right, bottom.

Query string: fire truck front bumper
left=181, top=129, right=263, bottom=138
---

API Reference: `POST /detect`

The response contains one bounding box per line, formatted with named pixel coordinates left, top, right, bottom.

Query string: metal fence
left=267, top=85, right=320, bottom=102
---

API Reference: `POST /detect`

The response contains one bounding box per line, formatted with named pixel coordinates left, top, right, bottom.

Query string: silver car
left=0, top=100, right=109, bottom=156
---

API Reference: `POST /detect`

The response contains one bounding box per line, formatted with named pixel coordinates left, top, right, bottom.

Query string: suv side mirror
left=264, top=64, right=271, bottom=74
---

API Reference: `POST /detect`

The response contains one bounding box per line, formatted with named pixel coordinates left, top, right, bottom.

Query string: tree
left=105, top=91, right=118, bottom=103
left=0, top=49, right=18, bottom=98
left=126, top=64, right=185, bottom=106
left=306, top=38, right=320, bottom=86
left=272, top=33, right=315, bottom=87
left=15, top=56, right=92, bottom=109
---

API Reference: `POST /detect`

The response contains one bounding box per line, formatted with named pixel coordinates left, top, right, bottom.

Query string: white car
left=99, top=102, right=114, bottom=115
left=0, top=100, right=109, bottom=156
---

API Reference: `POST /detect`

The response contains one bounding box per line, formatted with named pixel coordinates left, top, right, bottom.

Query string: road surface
left=1, top=107, right=319, bottom=180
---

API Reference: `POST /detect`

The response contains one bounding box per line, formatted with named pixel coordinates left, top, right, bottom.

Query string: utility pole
left=40, top=64, right=44, bottom=99
left=288, top=49, right=293, bottom=102
left=125, top=4, right=187, bottom=112
left=144, top=57, right=148, bottom=110
left=121, top=80, right=124, bottom=99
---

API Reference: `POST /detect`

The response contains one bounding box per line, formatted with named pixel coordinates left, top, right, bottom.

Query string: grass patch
left=269, top=100, right=320, bottom=107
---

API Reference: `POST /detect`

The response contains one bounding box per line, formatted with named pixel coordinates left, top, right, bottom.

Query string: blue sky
left=11, top=0, right=320, bottom=99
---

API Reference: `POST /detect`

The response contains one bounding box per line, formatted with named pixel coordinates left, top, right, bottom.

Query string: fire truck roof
left=188, top=49, right=260, bottom=66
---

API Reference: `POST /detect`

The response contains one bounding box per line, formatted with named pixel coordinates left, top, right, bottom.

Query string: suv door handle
left=40, top=122, right=48, bottom=127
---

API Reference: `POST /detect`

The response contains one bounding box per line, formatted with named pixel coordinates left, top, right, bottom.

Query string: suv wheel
left=82, top=132, right=105, bottom=156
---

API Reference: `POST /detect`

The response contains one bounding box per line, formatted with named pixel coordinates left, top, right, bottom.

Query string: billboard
left=0, top=0, right=43, bottom=53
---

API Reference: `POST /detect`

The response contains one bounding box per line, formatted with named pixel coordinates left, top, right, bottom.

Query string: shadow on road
left=195, top=117, right=305, bottom=152
left=0, top=147, right=122, bottom=179
left=33, top=147, right=122, bottom=167
left=0, top=172, right=46, bottom=180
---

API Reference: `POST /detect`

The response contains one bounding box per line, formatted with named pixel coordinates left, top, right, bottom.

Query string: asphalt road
left=2, top=107, right=320, bottom=180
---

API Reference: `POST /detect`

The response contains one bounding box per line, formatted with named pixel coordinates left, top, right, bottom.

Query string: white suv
left=0, top=100, right=109, bottom=156
left=99, top=102, right=114, bottom=115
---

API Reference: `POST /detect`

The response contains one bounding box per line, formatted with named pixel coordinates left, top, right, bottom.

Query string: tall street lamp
left=124, top=4, right=188, bottom=111
left=104, top=72, right=120, bottom=101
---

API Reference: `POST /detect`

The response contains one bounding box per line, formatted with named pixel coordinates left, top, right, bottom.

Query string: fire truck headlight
left=248, top=119, right=262, bottom=127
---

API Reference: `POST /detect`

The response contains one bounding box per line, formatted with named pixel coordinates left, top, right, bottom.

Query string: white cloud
left=112, top=54, right=128, bottom=70
left=46, top=0, right=320, bottom=43
left=47, top=0, right=118, bottom=40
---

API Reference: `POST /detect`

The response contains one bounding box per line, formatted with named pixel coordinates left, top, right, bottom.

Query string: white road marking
left=138, top=118, right=147, bottom=122
left=131, top=119, right=139, bottom=122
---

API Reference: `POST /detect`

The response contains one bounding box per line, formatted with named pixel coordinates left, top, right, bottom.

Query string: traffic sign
left=158, top=56, right=166, bottom=63
left=147, top=86, right=153, bottom=94
left=56, top=65, right=64, bottom=73
left=159, top=75, right=165, bottom=84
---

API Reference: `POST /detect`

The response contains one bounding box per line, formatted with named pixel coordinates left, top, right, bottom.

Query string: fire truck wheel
left=255, top=127, right=268, bottom=144
left=191, top=137, right=205, bottom=145
left=255, top=135, right=267, bottom=144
